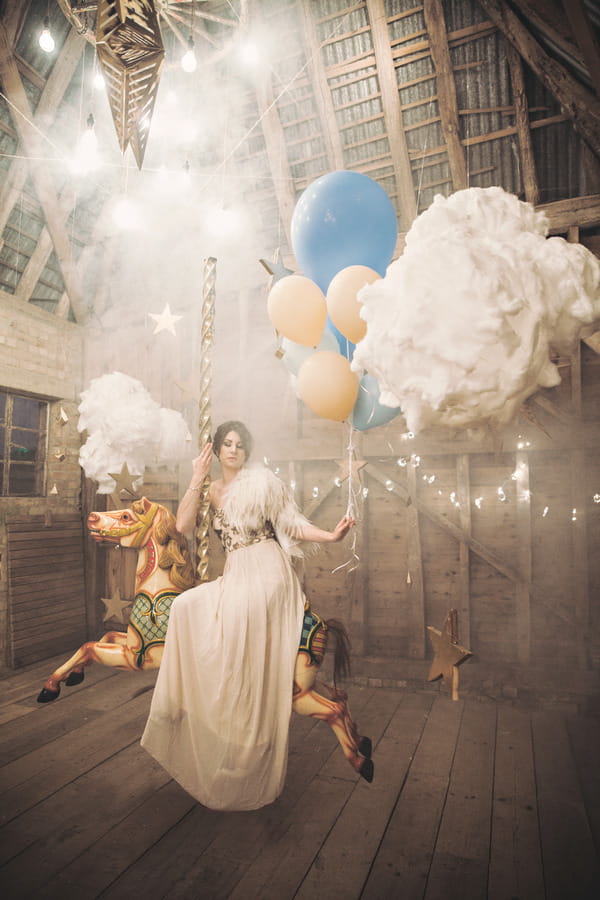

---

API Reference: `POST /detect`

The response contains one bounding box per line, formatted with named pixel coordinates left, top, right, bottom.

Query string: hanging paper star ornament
left=149, top=303, right=183, bottom=335
left=260, top=248, right=294, bottom=289
left=108, top=462, right=141, bottom=496
left=427, top=608, right=472, bottom=699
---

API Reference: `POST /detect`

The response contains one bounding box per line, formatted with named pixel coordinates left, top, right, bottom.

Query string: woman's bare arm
left=176, top=442, right=213, bottom=534
left=296, top=515, right=355, bottom=544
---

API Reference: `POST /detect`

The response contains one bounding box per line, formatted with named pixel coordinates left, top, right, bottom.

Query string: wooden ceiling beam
left=297, top=0, right=345, bottom=171
left=251, top=66, right=296, bottom=250
left=423, top=0, right=468, bottom=191
left=366, top=0, right=417, bottom=231
left=0, top=27, right=85, bottom=236
left=477, top=0, right=600, bottom=155
left=505, top=40, right=539, bottom=204
left=536, top=193, right=600, bottom=231
left=561, top=0, right=600, bottom=98
left=0, top=23, right=86, bottom=323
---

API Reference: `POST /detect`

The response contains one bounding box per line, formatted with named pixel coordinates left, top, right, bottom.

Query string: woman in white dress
left=141, top=421, right=359, bottom=811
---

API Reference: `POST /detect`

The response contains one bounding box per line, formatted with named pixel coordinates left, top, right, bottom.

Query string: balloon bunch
left=267, top=170, right=401, bottom=429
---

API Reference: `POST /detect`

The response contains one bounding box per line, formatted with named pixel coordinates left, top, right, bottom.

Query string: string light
left=311, top=486, right=319, bottom=499
left=594, top=494, right=600, bottom=504
left=474, top=496, right=483, bottom=509
left=181, top=36, right=197, bottom=73
left=39, top=16, right=55, bottom=53
left=385, top=480, right=394, bottom=491
left=542, top=506, right=549, bottom=517
left=362, top=487, right=369, bottom=498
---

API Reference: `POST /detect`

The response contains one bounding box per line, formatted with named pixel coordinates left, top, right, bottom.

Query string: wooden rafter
left=251, top=66, right=297, bottom=250
left=423, top=0, right=468, bottom=191
left=298, top=0, right=345, bottom=172
left=366, top=0, right=417, bottom=231
left=0, top=22, right=86, bottom=323
left=0, top=28, right=84, bottom=236
left=477, top=0, right=600, bottom=155
left=536, top=193, right=600, bottom=231
left=561, top=0, right=600, bottom=98
left=505, top=39, right=539, bottom=204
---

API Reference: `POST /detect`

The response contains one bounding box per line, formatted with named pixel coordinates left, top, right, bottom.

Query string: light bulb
left=71, top=113, right=100, bottom=175
left=181, top=36, right=197, bottom=73
left=39, top=17, right=55, bottom=53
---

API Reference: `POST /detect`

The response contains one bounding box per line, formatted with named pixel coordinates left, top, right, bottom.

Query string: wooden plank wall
left=6, top=514, right=87, bottom=666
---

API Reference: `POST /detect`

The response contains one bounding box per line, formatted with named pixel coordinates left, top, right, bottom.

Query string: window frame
left=0, top=389, right=49, bottom=497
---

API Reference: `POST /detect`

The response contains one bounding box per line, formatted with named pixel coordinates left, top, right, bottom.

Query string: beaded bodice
left=211, top=507, right=276, bottom=554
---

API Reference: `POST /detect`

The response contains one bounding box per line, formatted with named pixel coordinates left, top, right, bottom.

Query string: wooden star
left=101, top=589, right=131, bottom=624
left=149, top=303, right=183, bottom=335
left=260, top=248, right=294, bottom=290
left=108, top=462, right=141, bottom=497
left=335, top=457, right=367, bottom=484
left=427, top=609, right=472, bottom=700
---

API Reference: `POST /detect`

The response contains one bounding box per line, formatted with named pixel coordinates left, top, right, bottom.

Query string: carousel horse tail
left=324, top=618, right=352, bottom=686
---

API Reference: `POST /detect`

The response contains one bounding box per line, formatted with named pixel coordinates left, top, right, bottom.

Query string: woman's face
left=218, top=430, right=246, bottom=470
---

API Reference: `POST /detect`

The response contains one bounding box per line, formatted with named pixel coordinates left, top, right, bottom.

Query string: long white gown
left=141, top=466, right=308, bottom=811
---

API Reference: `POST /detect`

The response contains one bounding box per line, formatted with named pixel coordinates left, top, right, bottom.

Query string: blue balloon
left=291, top=171, right=398, bottom=292
left=352, top=373, right=401, bottom=431
left=326, top=318, right=355, bottom=360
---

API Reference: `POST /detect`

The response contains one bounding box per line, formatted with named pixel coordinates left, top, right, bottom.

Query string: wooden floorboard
left=0, top=663, right=599, bottom=900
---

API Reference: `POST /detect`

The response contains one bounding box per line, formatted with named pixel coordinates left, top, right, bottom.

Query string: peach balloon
left=267, top=275, right=327, bottom=347
left=297, top=351, right=359, bottom=422
left=326, top=265, right=381, bottom=343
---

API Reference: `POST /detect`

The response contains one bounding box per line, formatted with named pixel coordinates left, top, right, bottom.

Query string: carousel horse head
left=88, top=497, right=195, bottom=593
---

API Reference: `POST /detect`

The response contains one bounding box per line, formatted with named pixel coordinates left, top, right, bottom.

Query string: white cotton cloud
left=352, top=186, right=600, bottom=434
left=78, top=372, right=191, bottom=493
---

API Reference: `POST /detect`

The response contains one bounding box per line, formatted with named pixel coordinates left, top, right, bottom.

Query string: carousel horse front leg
left=292, top=652, right=374, bottom=783
left=37, top=629, right=140, bottom=703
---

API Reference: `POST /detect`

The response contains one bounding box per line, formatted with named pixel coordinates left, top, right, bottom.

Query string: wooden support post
left=505, top=40, right=539, bottom=204
left=567, top=228, right=590, bottom=669
left=406, top=463, right=425, bottom=658
left=456, top=454, right=472, bottom=649
left=349, top=480, right=369, bottom=657
left=515, top=450, right=532, bottom=665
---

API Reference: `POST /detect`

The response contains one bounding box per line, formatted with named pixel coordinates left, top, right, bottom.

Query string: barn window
left=0, top=390, right=49, bottom=497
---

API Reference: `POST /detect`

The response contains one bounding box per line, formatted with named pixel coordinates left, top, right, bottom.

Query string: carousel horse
left=37, top=497, right=373, bottom=783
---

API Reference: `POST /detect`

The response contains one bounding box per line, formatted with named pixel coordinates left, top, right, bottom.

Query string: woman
left=141, top=421, right=356, bottom=811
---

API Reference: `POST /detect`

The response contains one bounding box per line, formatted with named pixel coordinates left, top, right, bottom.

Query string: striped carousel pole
left=195, top=256, right=216, bottom=582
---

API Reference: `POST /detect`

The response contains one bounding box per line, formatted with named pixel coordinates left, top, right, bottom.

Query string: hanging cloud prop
left=78, top=372, right=191, bottom=493
left=352, top=186, right=600, bottom=434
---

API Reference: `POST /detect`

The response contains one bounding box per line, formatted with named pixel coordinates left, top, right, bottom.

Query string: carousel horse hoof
left=65, top=671, right=85, bottom=686
left=359, top=756, right=374, bottom=784
left=358, top=736, right=372, bottom=758
left=37, top=686, right=60, bottom=703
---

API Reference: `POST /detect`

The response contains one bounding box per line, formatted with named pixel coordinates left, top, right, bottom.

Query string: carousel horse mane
left=130, top=497, right=195, bottom=592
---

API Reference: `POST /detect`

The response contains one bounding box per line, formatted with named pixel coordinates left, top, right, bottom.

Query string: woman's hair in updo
left=212, top=421, right=253, bottom=460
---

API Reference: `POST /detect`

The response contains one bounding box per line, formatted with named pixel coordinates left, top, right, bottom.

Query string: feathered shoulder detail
left=222, top=465, right=316, bottom=557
